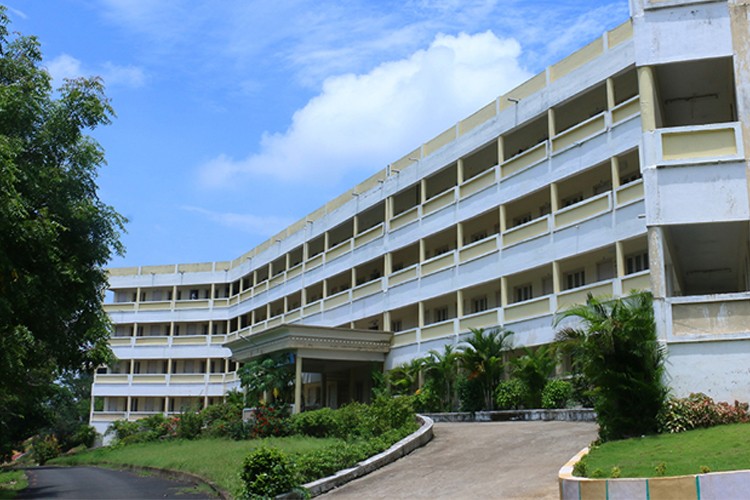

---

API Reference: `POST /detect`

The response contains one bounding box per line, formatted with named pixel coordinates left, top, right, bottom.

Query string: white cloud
left=181, top=206, right=296, bottom=235
left=197, top=31, right=531, bottom=188
left=45, top=54, right=146, bottom=89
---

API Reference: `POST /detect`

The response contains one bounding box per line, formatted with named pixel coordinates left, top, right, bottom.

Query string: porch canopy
left=225, top=324, right=392, bottom=412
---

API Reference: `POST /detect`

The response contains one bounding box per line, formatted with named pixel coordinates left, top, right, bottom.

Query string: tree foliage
left=555, top=291, right=666, bottom=441
left=238, top=353, right=294, bottom=405
left=459, top=328, right=514, bottom=410
left=0, top=7, right=124, bottom=458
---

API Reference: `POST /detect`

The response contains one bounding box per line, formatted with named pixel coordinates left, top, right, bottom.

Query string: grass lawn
left=50, top=436, right=340, bottom=496
left=0, top=469, right=28, bottom=499
left=583, top=423, right=750, bottom=478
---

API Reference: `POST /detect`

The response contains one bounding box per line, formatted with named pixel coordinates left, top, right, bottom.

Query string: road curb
left=299, top=414, right=434, bottom=498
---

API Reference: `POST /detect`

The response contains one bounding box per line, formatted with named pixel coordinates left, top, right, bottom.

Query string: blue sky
left=7, top=0, right=630, bottom=268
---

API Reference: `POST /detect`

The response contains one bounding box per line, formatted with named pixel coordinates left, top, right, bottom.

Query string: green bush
left=240, top=446, right=298, bottom=499
left=289, top=407, right=341, bottom=438
left=175, top=410, right=203, bottom=440
left=364, top=395, right=416, bottom=436
left=658, top=393, right=750, bottom=433
left=249, top=405, right=290, bottom=438
left=71, top=425, right=98, bottom=449
left=541, top=379, right=573, bottom=409
left=201, top=401, right=243, bottom=438
left=106, top=420, right=141, bottom=442
left=495, top=379, right=528, bottom=410
left=31, top=435, right=61, bottom=465
left=457, top=377, right=483, bottom=412
left=413, top=384, right=443, bottom=413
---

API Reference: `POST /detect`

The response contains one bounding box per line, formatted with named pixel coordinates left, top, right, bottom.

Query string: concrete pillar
left=294, top=353, right=302, bottom=413
left=499, top=205, right=507, bottom=233
left=552, top=261, right=562, bottom=294
left=637, top=66, right=658, bottom=131
left=606, top=77, right=616, bottom=110
left=457, top=222, right=464, bottom=249
left=550, top=182, right=559, bottom=212
left=498, top=136, right=505, bottom=163
left=547, top=108, right=556, bottom=138
left=456, top=289, right=464, bottom=318
left=501, top=277, right=509, bottom=307
left=420, top=179, right=428, bottom=204
left=418, top=302, right=425, bottom=327
left=611, top=156, right=621, bottom=190
left=616, top=241, right=626, bottom=278
left=419, top=239, right=426, bottom=262
left=457, top=158, right=464, bottom=185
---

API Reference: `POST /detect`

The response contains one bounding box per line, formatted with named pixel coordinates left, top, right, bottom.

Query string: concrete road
left=20, top=466, right=215, bottom=499
left=322, top=421, right=597, bottom=500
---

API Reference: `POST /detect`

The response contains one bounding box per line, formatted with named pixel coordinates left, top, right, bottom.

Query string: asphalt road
left=322, top=421, right=598, bottom=499
left=20, top=466, right=216, bottom=499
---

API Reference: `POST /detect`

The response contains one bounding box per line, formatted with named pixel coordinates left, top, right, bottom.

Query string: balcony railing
left=501, top=141, right=548, bottom=178
left=554, top=191, right=611, bottom=229
left=658, top=122, right=742, bottom=163
left=615, top=178, right=644, bottom=206
left=552, top=112, right=606, bottom=153
left=504, top=295, right=552, bottom=322
left=503, top=215, right=551, bottom=247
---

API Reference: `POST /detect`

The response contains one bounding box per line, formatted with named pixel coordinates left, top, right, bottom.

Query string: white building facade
left=91, top=0, right=750, bottom=435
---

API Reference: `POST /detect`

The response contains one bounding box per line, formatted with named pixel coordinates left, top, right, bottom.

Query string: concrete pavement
left=322, top=421, right=598, bottom=499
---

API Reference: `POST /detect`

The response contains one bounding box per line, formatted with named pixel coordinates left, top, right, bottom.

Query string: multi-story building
left=91, top=0, right=750, bottom=435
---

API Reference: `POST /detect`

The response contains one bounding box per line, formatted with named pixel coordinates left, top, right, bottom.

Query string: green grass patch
left=582, top=423, right=750, bottom=478
left=0, top=469, right=28, bottom=499
left=50, top=437, right=339, bottom=496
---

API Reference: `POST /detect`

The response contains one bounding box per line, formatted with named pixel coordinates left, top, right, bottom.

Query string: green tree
left=423, top=344, right=461, bottom=411
left=459, top=328, right=514, bottom=410
left=512, top=344, right=557, bottom=408
left=555, top=291, right=666, bottom=441
left=0, top=7, right=124, bottom=459
left=238, top=353, right=294, bottom=405
left=387, top=357, right=425, bottom=396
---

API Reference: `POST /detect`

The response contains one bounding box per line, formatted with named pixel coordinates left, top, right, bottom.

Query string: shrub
left=249, top=405, right=290, bottom=438
left=289, top=407, right=340, bottom=438
left=106, top=420, right=141, bottom=442
left=70, top=425, right=97, bottom=449
left=240, top=446, right=298, bottom=499
left=658, top=393, right=750, bottom=433
left=541, top=379, right=573, bottom=409
left=457, top=376, right=484, bottom=412
left=364, top=395, right=416, bottom=437
left=495, top=379, right=528, bottom=410
left=201, top=401, right=243, bottom=438
left=31, top=435, right=61, bottom=465
left=413, top=384, right=443, bottom=413
left=175, top=410, right=203, bottom=440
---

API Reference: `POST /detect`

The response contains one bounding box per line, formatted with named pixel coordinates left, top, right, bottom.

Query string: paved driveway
left=323, top=421, right=597, bottom=499
left=20, top=466, right=214, bottom=499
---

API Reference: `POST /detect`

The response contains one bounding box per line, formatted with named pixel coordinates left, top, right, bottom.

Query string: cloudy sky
left=7, top=0, right=630, bottom=268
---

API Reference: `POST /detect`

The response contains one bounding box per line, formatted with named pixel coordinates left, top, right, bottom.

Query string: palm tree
left=424, top=344, right=461, bottom=411
left=459, top=328, right=514, bottom=410
left=555, top=291, right=666, bottom=441
left=387, top=357, right=425, bottom=395
left=512, top=344, right=557, bottom=408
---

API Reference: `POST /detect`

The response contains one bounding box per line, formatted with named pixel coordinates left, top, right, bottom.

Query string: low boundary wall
left=301, top=414, right=434, bottom=497
left=423, top=409, right=596, bottom=423
left=559, top=447, right=750, bottom=500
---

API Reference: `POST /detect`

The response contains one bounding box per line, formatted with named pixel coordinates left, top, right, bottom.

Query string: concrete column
left=324, top=232, right=330, bottom=251
left=550, top=183, right=559, bottom=212
left=171, top=285, right=177, bottom=305
left=301, top=287, right=307, bottom=305
left=606, top=77, right=616, bottom=110
left=500, top=277, right=509, bottom=307
left=420, top=179, right=427, bottom=204
left=552, top=261, right=562, bottom=294
left=457, top=158, right=464, bottom=185
left=499, top=205, right=507, bottom=233
left=457, top=222, right=464, bottom=249
left=611, top=156, right=621, bottom=190
left=351, top=268, right=357, bottom=288
left=126, top=396, right=132, bottom=416
left=637, top=66, right=658, bottom=131
left=418, top=302, right=425, bottom=327
left=164, top=397, right=169, bottom=415
left=616, top=241, right=626, bottom=278
left=353, top=215, right=359, bottom=236
left=547, top=108, right=556, bottom=138
left=498, top=136, right=505, bottom=163
left=167, top=358, right=173, bottom=375
left=384, top=252, right=393, bottom=276
left=383, top=310, right=392, bottom=331
left=419, top=239, right=426, bottom=262
left=456, top=289, right=464, bottom=318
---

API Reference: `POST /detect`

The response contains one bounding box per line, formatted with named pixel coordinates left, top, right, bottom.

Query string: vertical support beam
left=351, top=267, right=357, bottom=289
left=616, top=241, right=626, bottom=278
left=418, top=301, right=425, bottom=328
left=547, top=108, right=556, bottom=139
left=294, top=353, right=302, bottom=413
left=457, top=158, right=464, bottom=185
left=126, top=396, right=132, bottom=416
left=420, top=178, right=428, bottom=204
left=606, top=77, right=616, bottom=110
left=384, top=252, right=393, bottom=277
left=419, top=239, right=426, bottom=262
left=322, top=279, right=328, bottom=298
left=637, top=66, right=658, bottom=131
left=457, top=222, right=464, bottom=249
left=611, top=156, right=621, bottom=191
left=500, top=277, right=509, bottom=307
left=383, top=310, right=392, bottom=331
left=550, top=182, right=559, bottom=213
left=456, top=289, right=464, bottom=318
left=552, top=261, right=562, bottom=294
left=497, top=136, right=505, bottom=164
left=353, top=215, right=359, bottom=236
left=386, top=197, right=394, bottom=225
left=164, top=397, right=169, bottom=415
left=324, top=231, right=330, bottom=251
left=499, top=205, right=507, bottom=233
